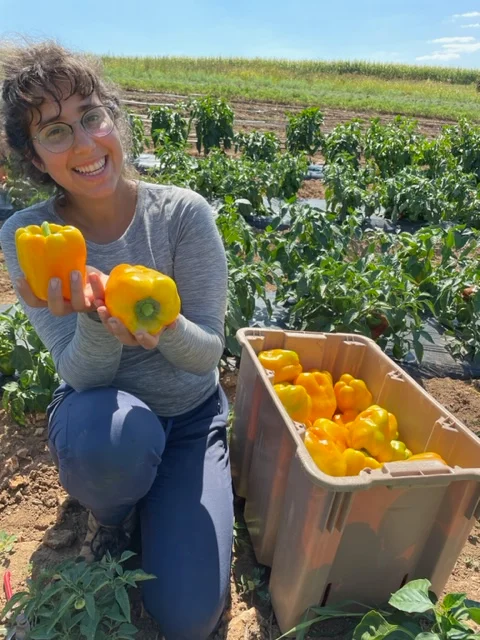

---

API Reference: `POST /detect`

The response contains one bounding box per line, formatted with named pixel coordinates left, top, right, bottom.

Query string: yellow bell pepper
left=334, top=374, right=373, bottom=415
left=310, top=419, right=350, bottom=451
left=304, top=430, right=347, bottom=476
left=258, top=349, right=302, bottom=384
left=294, top=371, right=336, bottom=421
left=104, top=264, right=181, bottom=335
left=388, top=413, right=400, bottom=440
left=333, top=410, right=357, bottom=429
left=406, top=452, right=447, bottom=465
left=274, top=383, right=312, bottom=423
left=349, top=405, right=394, bottom=463
left=390, top=440, right=412, bottom=461
left=15, top=221, right=87, bottom=301
left=343, top=448, right=382, bottom=475
left=310, top=369, right=333, bottom=386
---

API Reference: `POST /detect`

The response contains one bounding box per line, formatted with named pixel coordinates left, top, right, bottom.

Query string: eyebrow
left=39, top=101, right=99, bottom=127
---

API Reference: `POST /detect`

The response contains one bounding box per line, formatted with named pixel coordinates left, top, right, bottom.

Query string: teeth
left=74, top=157, right=106, bottom=175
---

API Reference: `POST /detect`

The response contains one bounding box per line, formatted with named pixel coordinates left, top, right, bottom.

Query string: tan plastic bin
left=231, top=328, right=480, bottom=634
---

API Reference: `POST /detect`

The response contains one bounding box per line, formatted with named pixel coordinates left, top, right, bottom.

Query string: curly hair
left=0, top=39, right=135, bottom=191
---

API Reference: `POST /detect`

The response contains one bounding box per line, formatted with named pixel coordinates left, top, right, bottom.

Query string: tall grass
left=103, top=56, right=480, bottom=85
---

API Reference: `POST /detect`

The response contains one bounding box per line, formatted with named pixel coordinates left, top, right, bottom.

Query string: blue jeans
left=47, top=383, right=234, bottom=640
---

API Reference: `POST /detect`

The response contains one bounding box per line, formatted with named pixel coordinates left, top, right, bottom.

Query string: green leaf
left=467, top=607, right=480, bottom=624
left=415, top=634, right=442, bottom=640
left=443, top=593, right=466, bottom=612
left=11, top=344, right=33, bottom=372
left=117, top=622, right=139, bottom=636
left=105, top=602, right=126, bottom=622
left=352, top=611, right=399, bottom=640
left=388, top=579, right=434, bottom=614
left=29, top=624, right=60, bottom=639
left=119, top=550, right=137, bottom=563
left=47, top=593, right=77, bottom=631
left=115, top=586, right=131, bottom=623
left=84, top=592, right=96, bottom=619
left=413, top=338, right=424, bottom=363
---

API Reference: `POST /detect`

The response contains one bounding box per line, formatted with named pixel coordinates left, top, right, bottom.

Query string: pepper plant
left=233, top=130, right=280, bottom=162
left=0, top=305, right=59, bottom=425
left=0, top=551, right=155, bottom=640
left=126, top=111, right=145, bottom=161
left=445, top=118, right=480, bottom=180
left=187, top=96, right=234, bottom=155
left=321, top=120, right=363, bottom=168
left=279, top=578, right=480, bottom=640
left=148, top=105, right=189, bottom=148
left=285, top=107, right=324, bottom=157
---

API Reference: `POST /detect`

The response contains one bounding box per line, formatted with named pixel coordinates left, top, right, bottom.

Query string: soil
left=0, top=254, right=16, bottom=306
left=123, top=90, right=453, bottom=144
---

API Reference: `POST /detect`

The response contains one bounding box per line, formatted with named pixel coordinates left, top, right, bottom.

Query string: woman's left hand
left=95, top=302, right=177, bottom=349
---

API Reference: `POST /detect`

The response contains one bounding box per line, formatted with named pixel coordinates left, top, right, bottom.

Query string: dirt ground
left=123, top=89, right=453, bottom=145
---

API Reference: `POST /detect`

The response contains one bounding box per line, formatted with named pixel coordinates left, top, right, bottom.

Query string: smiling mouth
left=73, top=156, right=107, bottom=176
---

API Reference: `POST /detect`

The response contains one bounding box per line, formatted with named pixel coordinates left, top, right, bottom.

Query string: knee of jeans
left=51, top=387, right=165, bottom=472
left=144, top=587, right=225, bottom=640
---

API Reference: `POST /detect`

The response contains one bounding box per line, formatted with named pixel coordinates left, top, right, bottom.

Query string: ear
left=31, top=156, right=46, bottom=173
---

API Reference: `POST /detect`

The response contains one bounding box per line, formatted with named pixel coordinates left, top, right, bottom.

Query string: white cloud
left=453, top=11, right=480, bottom=18
left=461, top=23, right=480, bottom=27
left=442, top=42, right=480, bottom=52
left=416, top=52, right=462, bottom=61
left=430, top=36, right=475, bottom=43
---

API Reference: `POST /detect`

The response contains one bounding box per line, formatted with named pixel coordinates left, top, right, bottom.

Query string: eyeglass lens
left=37, top=106, right=114, bottom=152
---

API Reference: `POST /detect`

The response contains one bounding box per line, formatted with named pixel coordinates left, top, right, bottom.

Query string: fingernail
left=50, top=278, right=60, bottom=290
left=15, top=278, right=23, bottom=288
left=136, top=333, right=145, bottom=341
left=71, top=270, right=80, bottom=282
left=108, top=319, right=118, bottom=328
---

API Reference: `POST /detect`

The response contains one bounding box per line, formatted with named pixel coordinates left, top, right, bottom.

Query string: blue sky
left=2, top=0, right=480, bottom=67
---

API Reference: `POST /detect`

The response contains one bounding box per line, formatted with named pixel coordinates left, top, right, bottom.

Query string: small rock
left=34, top=428, right=45, bottom=437
left=2, top=456, right=19, bottom=478
left=34, top=522, right=49, bottom=531
left=43, top=529, right=76, bottom=550
left=469, top=535, right=479, bottom=545
left=225, top=607, right=266, bottom=639
left=14, top=492, right=22, bottom=503
left=16, top=447, right=30, bottom=460
left=32, top=498, right=42, bottom=505
left=8, top=475, right=29, bottom=491
left=43, top=495, right=58, bottom=508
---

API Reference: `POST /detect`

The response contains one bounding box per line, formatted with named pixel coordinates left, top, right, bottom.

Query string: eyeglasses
left=32, top=105, right=115, bottom=153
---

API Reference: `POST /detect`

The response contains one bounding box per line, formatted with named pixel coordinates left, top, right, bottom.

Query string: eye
left=43, top=125, right=69, bottom=141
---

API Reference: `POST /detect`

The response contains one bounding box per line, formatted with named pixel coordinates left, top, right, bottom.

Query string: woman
left=0, top=41, right=233, bottom=640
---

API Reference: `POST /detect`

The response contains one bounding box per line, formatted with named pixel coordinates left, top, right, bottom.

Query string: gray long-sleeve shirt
left=0, top=181, right=228, bottom=416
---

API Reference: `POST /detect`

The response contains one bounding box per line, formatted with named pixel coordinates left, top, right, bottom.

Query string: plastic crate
left=230, top=328, right=480, bottom=634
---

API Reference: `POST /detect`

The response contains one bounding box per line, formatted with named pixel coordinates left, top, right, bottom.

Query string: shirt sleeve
left=0, top=215, right=123, bottom=392
left=156, top=191, right=227, bottom=375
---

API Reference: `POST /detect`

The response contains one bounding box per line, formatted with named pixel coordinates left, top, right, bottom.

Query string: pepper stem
left=41, top=221, right=51, bottom=237
left=135, top=297, right=161, bottom=323
left=141, top=302, right=154, bottom=317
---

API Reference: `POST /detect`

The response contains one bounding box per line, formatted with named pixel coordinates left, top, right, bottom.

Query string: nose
left=71, top=123, right=97, bottom=153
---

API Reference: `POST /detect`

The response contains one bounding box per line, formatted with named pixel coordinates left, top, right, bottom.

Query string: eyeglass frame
left=31, top=104, right=116, bottom=153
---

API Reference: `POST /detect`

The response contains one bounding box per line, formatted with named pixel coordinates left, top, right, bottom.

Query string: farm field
left=103, top=57, right=480, bottom=122
left=1, top=80, right=480, bottom=639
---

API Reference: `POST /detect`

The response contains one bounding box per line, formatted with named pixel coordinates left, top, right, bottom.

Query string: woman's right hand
left=16, top=266, right=108, bottom=316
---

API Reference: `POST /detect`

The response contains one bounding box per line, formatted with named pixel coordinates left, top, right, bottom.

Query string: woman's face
left=29, top=92, right=125, bottom=201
